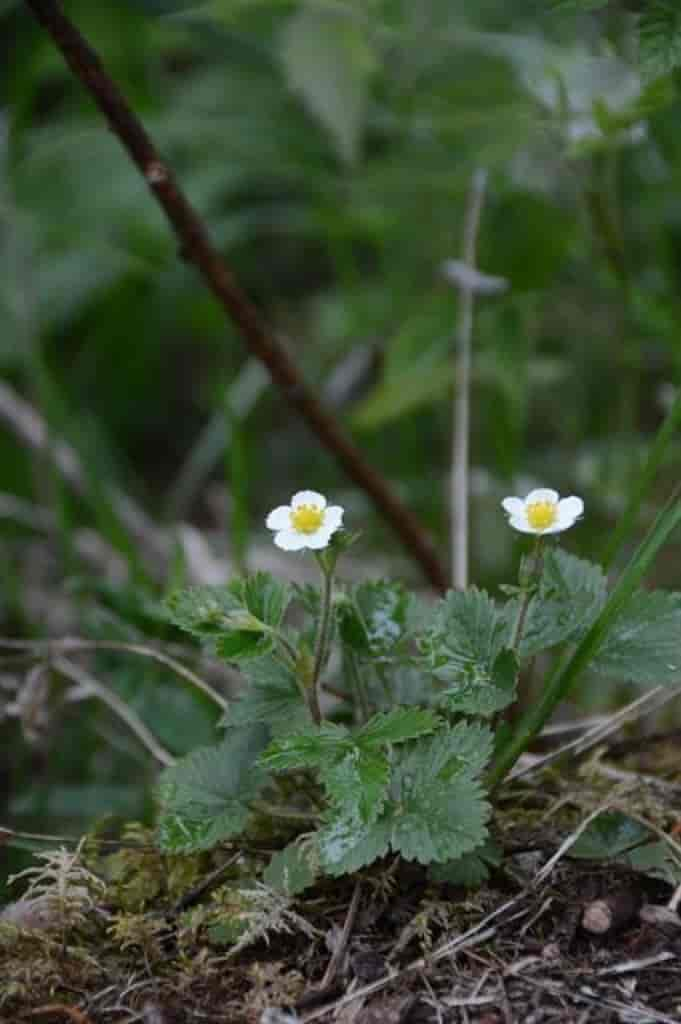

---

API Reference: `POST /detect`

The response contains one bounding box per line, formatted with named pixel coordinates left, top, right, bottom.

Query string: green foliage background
left=2, top=0, right=681, bottom=889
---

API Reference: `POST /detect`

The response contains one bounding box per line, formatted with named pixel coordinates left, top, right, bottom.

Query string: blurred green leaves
left=280, top=4, right=375, bottom=165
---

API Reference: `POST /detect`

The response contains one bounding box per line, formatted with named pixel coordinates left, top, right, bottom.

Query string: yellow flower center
left=291, top=504, right=325, bottom=534
left=526, top=501, right=557, bottom=531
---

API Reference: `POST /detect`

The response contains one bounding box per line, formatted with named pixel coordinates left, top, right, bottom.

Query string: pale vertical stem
left=510, top=537, right=544, bottom=654
left=451, top=168, right=488, bottom=591
left=310, top=566, right=334, bottom=725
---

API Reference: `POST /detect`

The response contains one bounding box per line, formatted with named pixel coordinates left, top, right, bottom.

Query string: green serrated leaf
left=240, top=572, right=291, bottom=631
left=423, top=586, right=508, bottom=679
left=421, top=587, right=515, bottom=713
left=157, top=725, right=268, bottom=853
left=164, top=583, right=243, bottom=637
left=259, top=723, right=351, bottom=772
left=323, top=748, right=390, bottom=824
left=513, top=549, right=607, bottom=659
left=215, top=630, right=273, bottom=660
left=339, top=579, right=412, bottom=658
left=389, top=771, right=489, bottom=864
left=399, top=720, right=494, bottom=785
left=317, top=813, right=392, bottom=875
left=357, top=708, right=441, bottom=747
left=220, top=655, right=310, bottom=735
left=589, top=588, right=681, bottom=685
left=429, top=840, right=503, bottom=888
left=437, top=649, right=517, bottom=718
left=263, top=839, right=319, bottom=896
left=318, top=723, right=493, bottom=875
left=165, top=573, right=291, bottom=662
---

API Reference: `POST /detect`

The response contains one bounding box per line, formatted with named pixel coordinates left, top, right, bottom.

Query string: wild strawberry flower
left=266, top=490, right=344, bottom=551
left=502, top=488, right=583, bottom=535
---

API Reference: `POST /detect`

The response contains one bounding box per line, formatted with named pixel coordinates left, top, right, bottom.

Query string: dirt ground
left=2, top=759, right=680, bottom=1024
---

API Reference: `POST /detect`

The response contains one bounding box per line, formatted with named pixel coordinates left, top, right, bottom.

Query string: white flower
left=266, top=490, right=344, bottom=551
left=501, top=488, right=584, bottom=535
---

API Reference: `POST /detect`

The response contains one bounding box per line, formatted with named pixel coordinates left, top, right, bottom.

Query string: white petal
left=323, top=505, right=344, bottom=531
left=266, top=505, right=292, bottom=530
left=274, top=529, right=309, bottom=551
left=557, top=496, right=584, bottom=523
left=303, top=527, right=335, bottom=550
left=509, top=515, right=540, bottom=534
left=543, top=520, right=573, bottom=534
left=525, top=488, right=559, bottom=506
left=502, top=497, right=525, bottom=516
left=291, top=490, right=326, bottom=509
left=547, top=506, right=580, bottom=534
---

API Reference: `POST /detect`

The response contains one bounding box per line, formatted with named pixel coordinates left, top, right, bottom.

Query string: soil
left=2, top=762, right=680, bottom=1024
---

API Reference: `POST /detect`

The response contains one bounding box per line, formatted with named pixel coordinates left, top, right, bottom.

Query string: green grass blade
left=601, top=386, right=681, bottom=568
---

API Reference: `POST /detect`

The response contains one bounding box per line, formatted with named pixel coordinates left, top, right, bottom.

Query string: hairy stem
left=510, top=537, right=544, bottom=654
left=310, top=566, right=334, bottom=725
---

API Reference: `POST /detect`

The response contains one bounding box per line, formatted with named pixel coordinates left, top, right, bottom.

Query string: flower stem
left=510, top=537, right=544, bottom=654
left=310, top=560, right=334, bottom=725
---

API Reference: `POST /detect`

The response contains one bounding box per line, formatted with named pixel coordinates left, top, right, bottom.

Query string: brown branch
left=23, top=0, right=446, bottom=592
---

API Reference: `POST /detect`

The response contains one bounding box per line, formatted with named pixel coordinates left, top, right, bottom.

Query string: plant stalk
left=510, top=537, right=544, bottom=653
left=451, top=167, right=488, bottom=590
left=310, top=563, right=334, bottom=725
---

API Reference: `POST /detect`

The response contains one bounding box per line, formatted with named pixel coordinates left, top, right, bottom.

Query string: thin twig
left=320, top=880, right=361, bottom=990
left=22, top=0, right=447, bottom=593
left=533, top=795, right=621, bottom=886
left=0, top=636, right=228, bottom=711
left=0, top=825, right=155, bottom=849
left=301, top=905, right=516, bottom=1022
left=450, top=168, right=488, bottom=590
left=668, top=880, right=681, bottom=914
left=0, top=380, right=169, bottom=574
left=53, top=656, right=175, bottom=767
left=593, top=761, right=681, bottom=800
left=27, top=1006, right=93, bottom=1024
left=509, top=684, right=681, bottom=781
left=171, top=854, right=240, bottom=915
left=595, top=952, right=676, bottom=976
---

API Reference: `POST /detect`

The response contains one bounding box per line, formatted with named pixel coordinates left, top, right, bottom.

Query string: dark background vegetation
left=1, top=0, right=681, bottom=896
